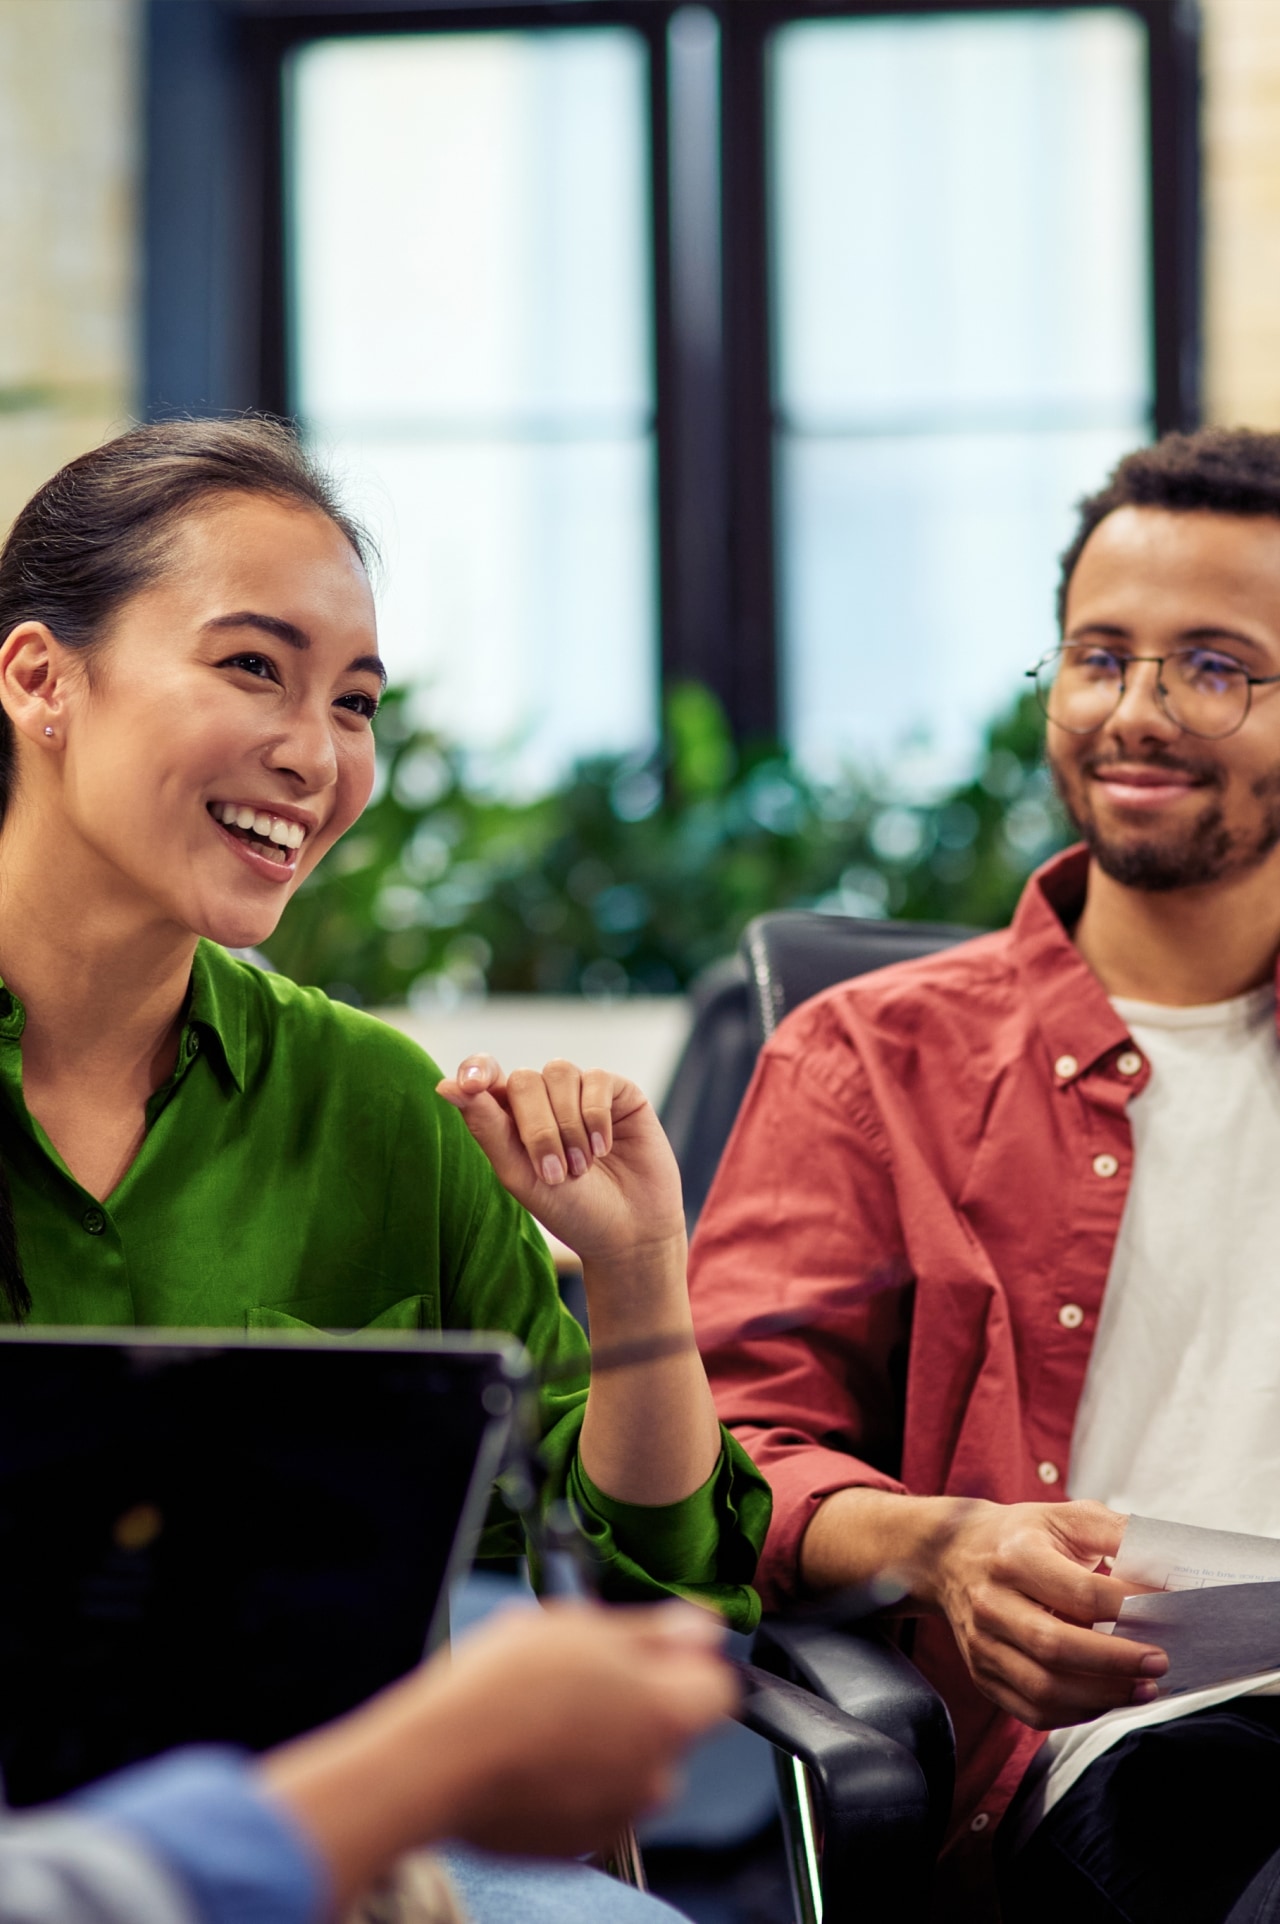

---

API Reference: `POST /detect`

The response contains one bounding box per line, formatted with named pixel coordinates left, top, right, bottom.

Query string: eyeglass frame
left=1025, top=643, right=1280, bottom=741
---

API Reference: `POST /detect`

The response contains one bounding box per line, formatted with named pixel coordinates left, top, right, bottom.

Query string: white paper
left=1110, top=1584, right=1280, bottom=1696
left=1102, top=1515, right=1280, bottom=1696
left=1114, top=1513, right=1280, bottom=1592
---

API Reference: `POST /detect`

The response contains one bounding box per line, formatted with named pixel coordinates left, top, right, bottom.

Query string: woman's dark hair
left=1058, top=427, right=1280, bottom=627
left=0, top=416, right=372, bottom=1318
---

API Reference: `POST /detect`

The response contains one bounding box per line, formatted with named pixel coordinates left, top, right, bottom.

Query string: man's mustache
left=1077, top=748, right=1223, bottom=788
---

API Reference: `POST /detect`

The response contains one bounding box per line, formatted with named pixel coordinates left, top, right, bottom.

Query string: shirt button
left=1037, top=1460, right=1060, bottom=1485
left=1117, top=1050, right=1142, bottom=1076
left=970, top=1812, right=991, bottom=1833
left=188, top=1033, right=200, bottom=1055
left=1054, top=1054, right=1078, bottom=1080
left=1092, top=1153, right=1119, bottom=1178
left=1058, top=1303, right=1084, bottom=1329
left=82, top=1207, right=105, bottom=1236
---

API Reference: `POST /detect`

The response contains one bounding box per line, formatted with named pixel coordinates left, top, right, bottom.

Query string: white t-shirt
left=1018, top=984, right=1280, bottom=1837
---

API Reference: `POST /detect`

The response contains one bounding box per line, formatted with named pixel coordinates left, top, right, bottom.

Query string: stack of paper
left=1102, top=1515, right=1280, bottom=1696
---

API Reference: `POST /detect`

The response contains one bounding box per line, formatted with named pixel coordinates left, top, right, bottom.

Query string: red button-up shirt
left=689, top=845, right=1180, bottom=1914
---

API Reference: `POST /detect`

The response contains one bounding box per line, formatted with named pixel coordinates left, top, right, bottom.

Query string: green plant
left=263, top=683, right=1069, bottom=1005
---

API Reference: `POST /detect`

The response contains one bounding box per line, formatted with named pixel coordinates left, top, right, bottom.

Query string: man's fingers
left=976, top=1585, right=1167, bottom=1680
left=1007, top=1546, right=1127, bottom=1628
left=1047, top=1499, right=1129, bottom=1565
left=992, top=1498, right=1129, bottom=1625
left=969, top=1626, right=1163, bottom=1728
left=633, top=1601, right=729, bottom=1650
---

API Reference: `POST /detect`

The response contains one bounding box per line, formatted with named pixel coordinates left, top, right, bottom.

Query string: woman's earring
left=43, top=727, right=53, bottom=738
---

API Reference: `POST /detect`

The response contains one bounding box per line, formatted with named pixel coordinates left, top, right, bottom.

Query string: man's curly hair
left=1058, top=428, right=1280, bottom=627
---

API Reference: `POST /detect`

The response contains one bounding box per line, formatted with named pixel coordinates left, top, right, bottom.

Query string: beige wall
left=1202, top=0, right=1280, bottom=426
left=0, top=0, right=137, bottom=539
left=0, top=0, right=1278, bottom=542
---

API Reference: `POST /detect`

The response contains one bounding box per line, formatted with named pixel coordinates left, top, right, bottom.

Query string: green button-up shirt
left=0, top=944, right=767, bottom=1625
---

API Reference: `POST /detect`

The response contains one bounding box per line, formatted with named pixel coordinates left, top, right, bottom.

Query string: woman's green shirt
left=0, top=943, right=768, bottom=1626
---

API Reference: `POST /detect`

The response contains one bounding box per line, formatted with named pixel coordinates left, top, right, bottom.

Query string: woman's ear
left=0, top=622, right=74, bottom=747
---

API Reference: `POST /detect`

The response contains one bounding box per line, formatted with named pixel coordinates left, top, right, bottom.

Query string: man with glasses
left=690, top=428, right=1280, bottom=1924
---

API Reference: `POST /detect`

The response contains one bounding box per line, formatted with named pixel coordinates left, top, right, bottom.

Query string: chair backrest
left=662, top=911, right=978, bottom=1230
left=659, top=955, right=754, bottom=1228
left=740, top=909, right=977, bottom=1046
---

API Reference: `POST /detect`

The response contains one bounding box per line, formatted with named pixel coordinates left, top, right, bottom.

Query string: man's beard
left=1049, top=749, right=1280, bottom=893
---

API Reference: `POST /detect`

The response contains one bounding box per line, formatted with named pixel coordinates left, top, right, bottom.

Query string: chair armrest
left=752, top=1619, right=955, bottom=1852
left=734, top=1662, right=934, bottom=1921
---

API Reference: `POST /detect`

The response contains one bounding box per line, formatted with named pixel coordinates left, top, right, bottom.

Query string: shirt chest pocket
left=246, top=1293, right=433, bottom=1335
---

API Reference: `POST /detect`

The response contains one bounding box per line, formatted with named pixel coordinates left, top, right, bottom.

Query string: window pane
left=771, top=10, right=1153, bottom=786
left=289, top=30, right=656, bottom=790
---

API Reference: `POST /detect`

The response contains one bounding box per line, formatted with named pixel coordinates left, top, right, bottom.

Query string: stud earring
left=43, top=727, right=53, bottom=738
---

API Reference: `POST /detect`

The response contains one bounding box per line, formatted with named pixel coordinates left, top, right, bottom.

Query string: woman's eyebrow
left=204, top=610, right=309, bottom=648
left=203, top=611, right=387, bottom=686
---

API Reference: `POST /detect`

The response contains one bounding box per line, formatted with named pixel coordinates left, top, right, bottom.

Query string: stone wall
left=0, top=0, right=1278, bottom=546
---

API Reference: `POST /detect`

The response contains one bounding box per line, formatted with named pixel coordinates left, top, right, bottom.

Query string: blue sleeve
left=71, top=1749, right=328, bottom=1924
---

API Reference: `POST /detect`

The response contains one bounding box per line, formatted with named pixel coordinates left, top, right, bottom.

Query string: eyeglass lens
left=1034, top=646, right=1252, bottom=741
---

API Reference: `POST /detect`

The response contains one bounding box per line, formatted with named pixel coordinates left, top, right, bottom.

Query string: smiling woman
left=0, top=421, right=766, bottom=1652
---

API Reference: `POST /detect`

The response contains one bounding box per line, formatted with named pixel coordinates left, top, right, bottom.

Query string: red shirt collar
left=1012, top=844, right=1137, bottom=1086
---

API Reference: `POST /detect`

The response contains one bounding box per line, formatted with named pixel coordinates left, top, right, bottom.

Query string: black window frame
left=144, top=0, right=1200, bottom=748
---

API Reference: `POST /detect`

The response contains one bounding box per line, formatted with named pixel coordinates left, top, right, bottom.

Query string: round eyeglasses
left=1027, top=644, right=1280, bottom=741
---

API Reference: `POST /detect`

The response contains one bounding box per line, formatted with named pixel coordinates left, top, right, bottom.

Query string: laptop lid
left=0, top=1329, right=531, bottom=1806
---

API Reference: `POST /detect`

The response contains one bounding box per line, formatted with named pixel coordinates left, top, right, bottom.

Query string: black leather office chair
left=664, top=908, right=979, bottom=1921
left=659, top=955, right=755, bottom=1230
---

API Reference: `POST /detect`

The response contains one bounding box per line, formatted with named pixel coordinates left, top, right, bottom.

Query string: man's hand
left=802, top=1490, right=1168, bottom=1730
left=421, top=1602, right=736, bottom=1854
left=261, top=1602, right=737, bottom=1908
left=926, top=1498, right=1167, bottom=1727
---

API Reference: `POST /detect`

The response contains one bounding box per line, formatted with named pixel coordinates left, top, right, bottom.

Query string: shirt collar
left=1011, top=844, right=1134, bottom=1085
left=1016, top=844, right=1280, bottom=1075
left=185, top=940, right=248, bottom=1092
left=0, top=944, right=246, bottom=1092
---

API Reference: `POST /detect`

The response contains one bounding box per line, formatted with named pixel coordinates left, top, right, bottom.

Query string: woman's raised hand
left=438, top=1054, right=722, bottom=1509
left=436, top=1056, right=686, bottom=1268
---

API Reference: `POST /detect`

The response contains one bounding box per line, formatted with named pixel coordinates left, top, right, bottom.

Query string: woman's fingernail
left=1130, top=1680, right=1159, bottom=1704
left=462, top=1064, right=485, bottom=1085
left=1139, top=1652, right=1168, bottom=1676
left=568, top=1147, right=588, bottom=1178
left=591, top=1132, right=607, bottom=1159
left=541, top=1155, right=565, bottom=1185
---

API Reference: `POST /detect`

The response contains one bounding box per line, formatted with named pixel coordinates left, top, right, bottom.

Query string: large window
left=144, top=0, right=1199, bottom=794
left=289, top=29, right=656, bottom=791
left=771, top=9, right=1153, bottom=788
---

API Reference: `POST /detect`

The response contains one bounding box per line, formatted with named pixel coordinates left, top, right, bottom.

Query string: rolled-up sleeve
left=0, top=1813, right=198, bottom=1924
left=689, top=1009, right=914, bottom=1607
left=68, top=1750, right=325, bottom=1924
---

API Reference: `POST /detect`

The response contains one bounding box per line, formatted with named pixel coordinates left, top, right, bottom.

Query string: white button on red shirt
left=1037, top=1460, right=1060, bottom=1485
left=1092, top=1153, right=1119, bottom=1178
left=1058, top=1304, right=1084, bottom=1329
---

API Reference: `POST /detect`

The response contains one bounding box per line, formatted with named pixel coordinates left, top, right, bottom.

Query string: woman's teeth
left=211, top=801, right=306, bottom=859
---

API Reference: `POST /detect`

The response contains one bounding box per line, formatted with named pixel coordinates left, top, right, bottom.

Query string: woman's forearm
left=577, top=1236, right=722, bottom=1506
